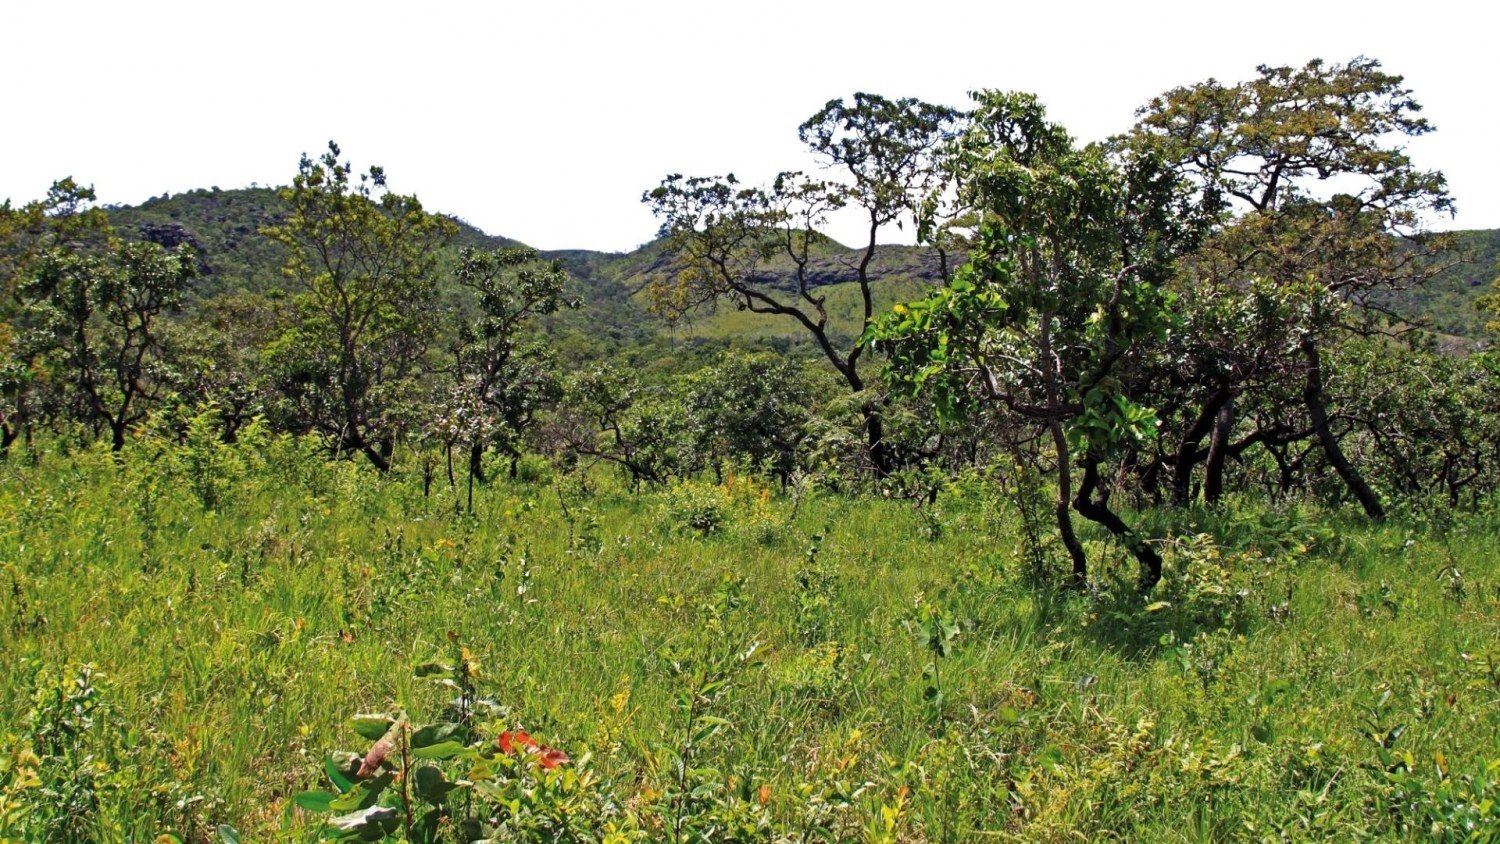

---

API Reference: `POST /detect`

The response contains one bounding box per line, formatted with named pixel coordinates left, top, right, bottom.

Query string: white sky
left=2, top=1, right=1494, bottom=252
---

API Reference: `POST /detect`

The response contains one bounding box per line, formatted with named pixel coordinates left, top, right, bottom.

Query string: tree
left=451, top=246, right=571, bottom=481
left=0, top=179, right=112, bottom=452
left=645, top=93, right=961, bottom=477
left=1132, top=57, right=1453, bottom=517
left=162, top=292, right=286, bottom=441
left=1333, top=339, right=1500, bottom=510
left=871, top=91, right=1202, bottom=590
left=682, top=350, right=827, bottom=484
left=262, top=142, right=457, bottom=471
left=551, top=366, right=689, bottom=487
left=24, top=239, right=197, bottom=450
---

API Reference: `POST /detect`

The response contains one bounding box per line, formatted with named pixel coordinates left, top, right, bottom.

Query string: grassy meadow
left=1, top=433, right=1497, bottom=841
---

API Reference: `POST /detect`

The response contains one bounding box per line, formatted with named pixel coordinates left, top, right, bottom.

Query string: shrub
left=661, top=479, right=733, bottom=536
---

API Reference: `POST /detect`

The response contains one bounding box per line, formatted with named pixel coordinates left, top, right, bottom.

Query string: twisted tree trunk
left=1301, top=336, right=1384, bottom=520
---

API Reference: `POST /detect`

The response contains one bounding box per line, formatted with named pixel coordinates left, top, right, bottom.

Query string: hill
left=1387, top=229, right=1500, bottom=340
left=102, top=187, right=1498, bottom=347
left=100, top=188, right=955, bottom=359
left=105, top=186, right=524, bottom=299
left=104, top=188, right=654, bottom=353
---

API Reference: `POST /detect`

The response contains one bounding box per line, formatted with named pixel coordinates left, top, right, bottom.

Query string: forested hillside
left=104, top=186, right=1499, bottom=353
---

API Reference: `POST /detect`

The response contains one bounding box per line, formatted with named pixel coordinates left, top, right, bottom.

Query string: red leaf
left=537, top=746, right=571, bottom=769
left=498, top=730, right=538, bottom=755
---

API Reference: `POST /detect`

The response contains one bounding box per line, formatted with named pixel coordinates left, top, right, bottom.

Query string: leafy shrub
left=660, top=479, right=732, bottom=536
left=1086, top=533, right=1259, bottom=655
left=1376, top=759, right=1499, bottom=841
left=513, top=453, right=553, bottom=485
left=0, top=664, right=228, bottom=842
left=295, top=647, right=631, bottom=842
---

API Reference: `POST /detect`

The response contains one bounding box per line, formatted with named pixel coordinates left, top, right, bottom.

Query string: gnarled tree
left=645, top=93, right=961, bottom=477
left=872, top=91, right=1203, bottom=590
left=1132, top=57, right=1454, bottom=517
left=451, top=246, right=571, bottom=481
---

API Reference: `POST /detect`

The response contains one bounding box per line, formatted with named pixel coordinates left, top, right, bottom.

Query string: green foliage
left=1334, top=340, right=1500, bottom=510
left=261, top=142, right=458, bottom=470
left=447, top=246, right=572, bottom=473
left=295, top=650, right=629, bottom=842
left=911, top=599, right=959, bottom=722
left=680, top=351, right=825, bottom=481
left=22, top=236, right=198, bottom=449
left=871, top=89, right=1198, bottom=588
left=646, top=93, right=962, bottom=477
left=0, top=664, right=230, bottom=841
left=5, top=56, right=1500, bottom=844
left=1, top=436, right=1498, bottom=839
left=174, top=404, right=249, bottom=510
left=1136, top=56, right=1455, bottom=521
left=555, top=365, right=691, bottom=485
left=660, top=478, right=733, bottom=536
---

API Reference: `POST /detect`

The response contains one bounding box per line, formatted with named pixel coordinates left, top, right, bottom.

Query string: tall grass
left=0, top=436, right=1495, bottom=840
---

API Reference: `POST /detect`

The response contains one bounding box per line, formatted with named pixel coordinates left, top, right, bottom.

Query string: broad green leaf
left=350, top=714, right=394, bottom=741
left=327, top=805, right=399, bottom=835
left=329, top=772, right=393, bottom=812
left=294, top=790, right=337, bottom=813
left=323, top=754, right=357, bottom=793
left=410, top=721, right=462, bottom=745
left=411, top=740, right=467, bottom=760
left=413, top=765, right=462, bottom=803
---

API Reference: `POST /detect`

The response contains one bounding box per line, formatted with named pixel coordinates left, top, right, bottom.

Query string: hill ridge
left=101, top=186, right=1499, bottom=343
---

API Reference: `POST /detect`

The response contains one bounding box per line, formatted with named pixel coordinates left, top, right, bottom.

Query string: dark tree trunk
left=1172, top=387, right=1230, bottom=506
left=361, top=440, right=393, bottom=472
left=468, top=443, right=488, bottom=485
left=1267, top=443, right=1293, bottom=501
left=110, top=420, right=127, bottom=452
left=1139, top=454, right=1164, bottom=506
left=1049, top=420, right=1088, bottom=587
left=1203, top=397, right=1234, bottom=504
left=1301, top=337, right=1384, bottom=520
left=466, top=462, right=475, bottom=513
left=1074, top=456, right=1163, bottom=592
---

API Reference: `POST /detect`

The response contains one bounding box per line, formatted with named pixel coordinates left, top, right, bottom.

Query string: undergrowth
left=0, top=437, right=1496, bottom=841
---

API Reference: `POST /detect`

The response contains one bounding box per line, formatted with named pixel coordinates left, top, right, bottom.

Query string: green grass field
left=1, top=436, right=1497, bottom=841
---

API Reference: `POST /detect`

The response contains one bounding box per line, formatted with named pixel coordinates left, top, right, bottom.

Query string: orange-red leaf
left=498, top=730, right=538, bottom=755
left=537, top=746, right=571, bottom=769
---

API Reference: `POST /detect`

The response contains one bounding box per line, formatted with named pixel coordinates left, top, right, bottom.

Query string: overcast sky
left=2, top=1, right=1494, bottom=252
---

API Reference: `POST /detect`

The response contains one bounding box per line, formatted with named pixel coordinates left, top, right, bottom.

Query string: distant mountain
left=105, top=187, right=523, bottom=298
left=104, top=187, right=652, bottom=352
left=107, top=187, right=293, bottom=296
left=102, top=187, right=1497, bottom=348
